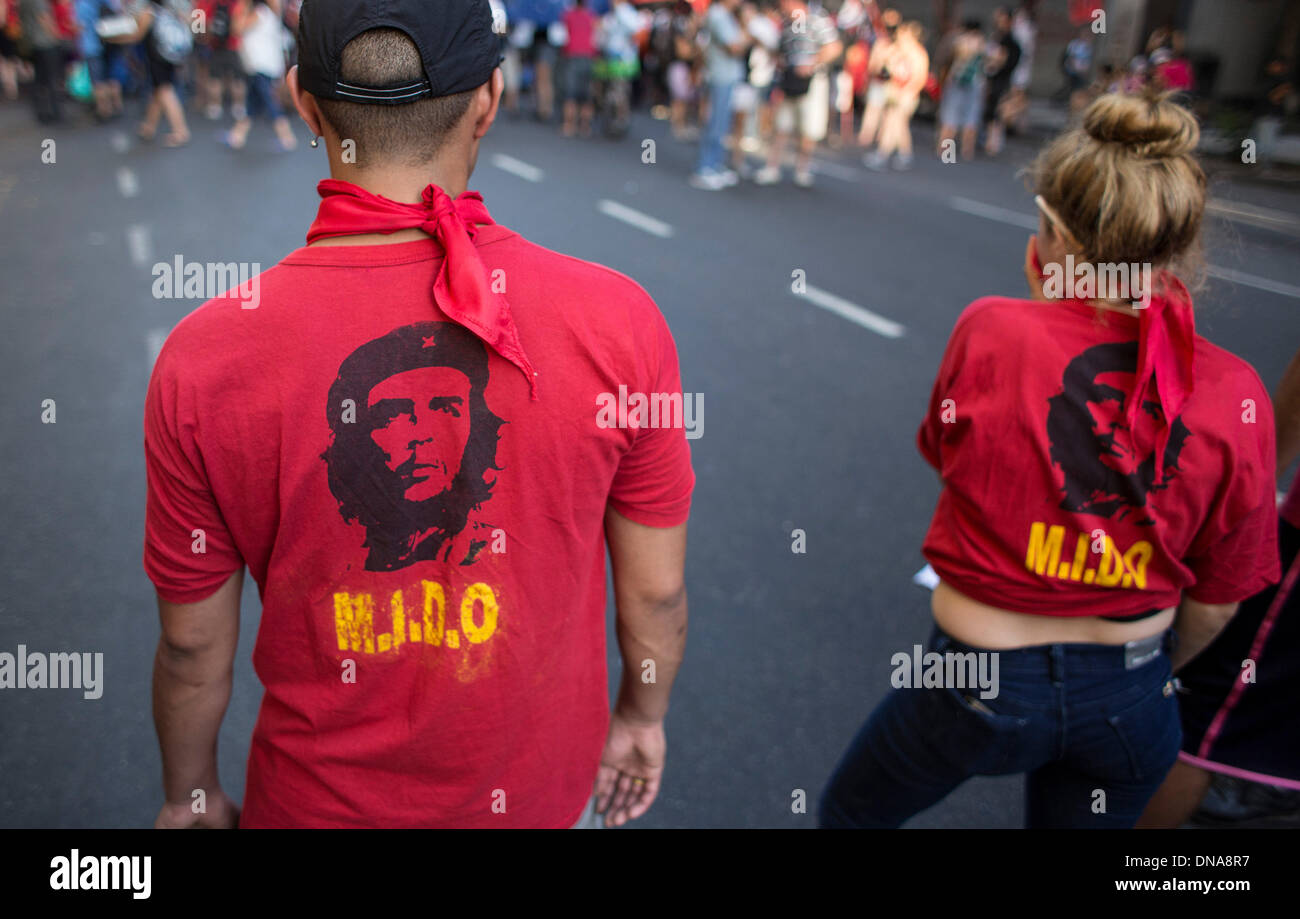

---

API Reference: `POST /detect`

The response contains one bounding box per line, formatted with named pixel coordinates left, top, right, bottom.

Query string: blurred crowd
left=2, top=0, right=1297, bottom=182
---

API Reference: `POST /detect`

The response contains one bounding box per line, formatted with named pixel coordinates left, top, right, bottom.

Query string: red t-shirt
left=563, top=7, right=597, bottom=57
left=919, top=296, right=1279, bottom=617
left=143, top=226, right=695, bottom=828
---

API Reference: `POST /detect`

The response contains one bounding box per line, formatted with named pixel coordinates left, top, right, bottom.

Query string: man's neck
left=309, top=159, right=473, bottom=247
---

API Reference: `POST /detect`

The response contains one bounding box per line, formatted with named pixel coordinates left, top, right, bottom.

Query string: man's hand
left=593, top=709, right=666, bottom=827
left=154, top=788, right=240, bottom=829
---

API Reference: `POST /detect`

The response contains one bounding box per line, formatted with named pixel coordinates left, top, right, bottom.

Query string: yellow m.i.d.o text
left=333, top=581, right=500, bottom=656
left=1024, top=522, right=1153, bottom=589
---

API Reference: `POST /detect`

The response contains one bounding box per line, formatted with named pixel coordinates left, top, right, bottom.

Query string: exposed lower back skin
left=931, top=580, right=1175, bottom=649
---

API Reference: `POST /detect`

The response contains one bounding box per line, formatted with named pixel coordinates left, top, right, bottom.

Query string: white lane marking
left=490, top=153, right=544, bottom=183
left=126, top=223, right=152, bottom=267
left=1207, top=199, right=1300, bottom=234
left=596, top=199, right=674, bottom=238
left=146, top=327, right=169, bottom=367
left=116, top=167, right=139, bottom=198
left=796, top=283, right=906, bottom=339
left=949, top=196, right=1039, bottom=230
left=1206, top=265, right=1300, bottom=300
left=949, top=197, right=1300, bottom=299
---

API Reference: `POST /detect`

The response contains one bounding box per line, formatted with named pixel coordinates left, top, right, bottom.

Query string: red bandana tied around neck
left=1131, top=270, right=1196, bottom=485
left=307, top=178, right=538, bottom=400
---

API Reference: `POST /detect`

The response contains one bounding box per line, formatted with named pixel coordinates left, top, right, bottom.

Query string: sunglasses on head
left=1034, top=195, right=1082, bottom=250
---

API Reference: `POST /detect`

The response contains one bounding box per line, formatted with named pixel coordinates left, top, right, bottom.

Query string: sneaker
left=204, top=104, right=222, bottom=121
left=863, top=150, right=888, bottom=171
left=688, top=171, right=728, bottom=191
left=753, top=165, right=781, bottom=185
left=892, top=153, right=914, bottom=171
left=793, top=169, right=814, bottom=187
left=718, top=169, right=739, bottom=187
left=230, top=104, right=247, bottom=121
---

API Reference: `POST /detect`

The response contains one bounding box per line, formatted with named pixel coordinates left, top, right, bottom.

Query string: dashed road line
left=116, top=167, right=139, bottom=198
left=596, top=199, right=674, bottom=238
left=796, top=283, right=906, bottom=339
left=146, top=327, right=170, bottom=367
left=1206, top=265, right=1300, bottom=300
left=125, top=223, right=152, bottom=267
left=490, top=153, right=544, bottom=183
left=949, top=196, right=1039, bottom=231
left=1207, top=199, right=1300, bottom=236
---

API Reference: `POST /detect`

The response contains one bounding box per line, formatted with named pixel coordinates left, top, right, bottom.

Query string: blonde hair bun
left=1031, top=89, right=1206, bottom=273
left=1082, top=89, right=1199, bottom=159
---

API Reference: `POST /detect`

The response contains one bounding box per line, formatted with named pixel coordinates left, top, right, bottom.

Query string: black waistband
left=1099, top=608, right=1166, bottom=623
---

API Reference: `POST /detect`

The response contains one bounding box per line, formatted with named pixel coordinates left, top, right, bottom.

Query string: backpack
left=151, top=1, right=193, bottom=64
left=955, top=53, right=983, bottom=87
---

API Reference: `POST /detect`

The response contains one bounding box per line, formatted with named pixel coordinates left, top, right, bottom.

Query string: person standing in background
left=856, top=6, right=895, bottom=149
left=108, top=0, right=193, bottom=147
left=755, top=0, right=840, bottom=187
left=200, top=0, right=248, bottom=121
left=18, top=0, right=63, bottom=123
left=690, top=0, right=750, bottom=190
left=982, top=5, right=1020, bottom=156
left=935, top=18, right=984, bottom=162
left=1003, top=3, right=1035, bottom=135
left=221, top=0, right=296, bottom=151
left=863, top=18, right=925, bottom=171
left=560, top=0, right=597, bottom=136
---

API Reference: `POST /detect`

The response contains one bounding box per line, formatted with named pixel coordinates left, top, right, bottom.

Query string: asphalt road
left=2, top=95, right=1298, bottom=828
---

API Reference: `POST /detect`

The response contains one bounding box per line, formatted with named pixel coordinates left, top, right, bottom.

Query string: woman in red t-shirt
left=821, top=90, right=1280, bottom=828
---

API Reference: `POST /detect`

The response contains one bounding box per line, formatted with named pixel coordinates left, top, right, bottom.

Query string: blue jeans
left=696, top=79, right=735, bottom=174
left=820, top=625, right=1182, bottom=828
left=245, top=73, right=283, bottom=121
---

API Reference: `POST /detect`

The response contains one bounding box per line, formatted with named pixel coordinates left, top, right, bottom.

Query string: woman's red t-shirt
left=918, top=296, right=1279, bottom=617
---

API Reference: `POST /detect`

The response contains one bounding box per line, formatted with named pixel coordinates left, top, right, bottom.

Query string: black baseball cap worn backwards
left=298, top=0, right=501, bottom=104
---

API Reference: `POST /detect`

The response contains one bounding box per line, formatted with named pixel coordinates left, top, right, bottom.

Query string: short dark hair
left=311, top=28, right=477, bottom=167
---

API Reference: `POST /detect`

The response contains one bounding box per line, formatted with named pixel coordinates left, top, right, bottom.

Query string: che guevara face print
left=322, top=322, right=505, bottom=571
left=1046, top=341, right=1190, bottom=525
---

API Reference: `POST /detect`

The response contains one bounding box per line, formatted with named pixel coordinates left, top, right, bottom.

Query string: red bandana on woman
left=1132, top=269, right=1196, bottom=484
left=306, top=178, right=539, bottom=400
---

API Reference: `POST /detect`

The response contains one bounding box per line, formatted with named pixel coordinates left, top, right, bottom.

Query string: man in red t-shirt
left=145, top=0, right=694, bottom=829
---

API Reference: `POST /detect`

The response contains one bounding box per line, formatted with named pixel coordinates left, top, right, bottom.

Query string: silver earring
left=310, top=136, right=320, bottom=148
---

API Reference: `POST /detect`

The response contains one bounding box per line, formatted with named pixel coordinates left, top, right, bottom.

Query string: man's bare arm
left=1170, top=595, right=1239, bottom=673
left=152, top=568, right=243, bottom=828
left=606, top=509, right=688, bottom=723
left=593, top=508, right=687, bottom=826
